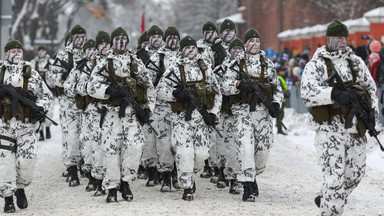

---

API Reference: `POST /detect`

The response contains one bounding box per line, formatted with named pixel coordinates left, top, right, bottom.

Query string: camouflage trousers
left=101, top=108, right=144, bottom=190
left=154, top=105, right=175, bottom=173
left=233, top=107, right=273, bottom=182
left=0, top=119, right=38, bottom=197
left=58, top=95, right=82, bottom=167
left=141, top=124, right=157, bottom=168
left=315, top=131, right=366, bottom=216
left=208, top=113, right=225, bottom=169
left=222, top=113, right=240, bottom=180
left=173, top=110, right=209, bottom=189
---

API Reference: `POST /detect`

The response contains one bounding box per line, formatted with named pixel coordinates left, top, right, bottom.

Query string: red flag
left=140, top=5, right=145, bottom=34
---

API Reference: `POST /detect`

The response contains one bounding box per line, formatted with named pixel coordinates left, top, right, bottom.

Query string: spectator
left=355, top=45, right=369, bottom=65
left=368, top=52, right=381, bottom=83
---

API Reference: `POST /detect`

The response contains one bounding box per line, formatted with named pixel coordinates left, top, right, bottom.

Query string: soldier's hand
left=237, top=81, right=254, bottom=92
left=332, top=88, right=357, bottom=106
left=204, top=113, right=217, bottom=126
left=32, top=106, right=45, bottom=121
left=172, top=89, right=189, bottom=102
left=268, top=102, right=280, bottom=118
left=138, top=108, right=151, bottom=123
left=0, top=85, right=7, bottom=99
left=105, top=86, right=125, bottom=99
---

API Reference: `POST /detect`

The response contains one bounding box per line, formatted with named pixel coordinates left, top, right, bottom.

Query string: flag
left=140, top=5, right=145, bottom=34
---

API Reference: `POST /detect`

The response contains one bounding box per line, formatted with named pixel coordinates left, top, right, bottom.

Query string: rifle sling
left=0, top=135, right=17, bottom=153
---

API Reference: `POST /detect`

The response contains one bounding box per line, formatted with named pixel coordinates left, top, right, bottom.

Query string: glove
left=212, top=42, right=226, bottom=66
left=172, top=89, right=189, bottom=102
left=237, top=81, right=255, bottom=92
left=332, top=88, right=356, bottom=106
left=105, top=86, right=125, bottom=99
left=32, top=106, right=45, bottom=121
left=268, top=102, right=280, bottom=118
left=0, top=86, right=6, bottom=99
left=138, top=108, right=151, bottom=123
left=61, top=71, right=69, bottom=80
left=204, top=113, right=217, bottom=126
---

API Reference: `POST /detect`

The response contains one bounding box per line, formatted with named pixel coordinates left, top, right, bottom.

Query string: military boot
left=242, top=182, right=256, bottom=202
left=14, top=189, right=28, bottom=209
left=314, top=195, right=322, bottom=208
left=38, top=130, right=44, bottom=141
left=106, top=189, right=118, bottom=203
left=229, top=180, right=241, bottom=195
left=78, top=159, right=85, bottom=178
left=210, top=167, right=219, bottom=183
left=94, top=179, right=105, bottom=196
left=137, top=165, right=147, bottom=179
left=182, top=188, right=194, bottom=201
left=277, top=127, right=287, bottom=135
left=68, top=165, right=80, bottom=187
left=160, top=172, right=172, bottom=192
left=200, top=159, right=213, bottom=178
left=216, top=167, right=226, bottom=188
left=4, top=196, right=16, bottom=213
left=120, top=180, right=133, bottom=201
left=146, top=167, right=158, bottom=187
left=45, top=127, right=51, bottom=139
left=84, top=171, right=96, bottom=192
left=171, top=167, right=180, bottom=190
left=252, top=179, right=259, bottom=197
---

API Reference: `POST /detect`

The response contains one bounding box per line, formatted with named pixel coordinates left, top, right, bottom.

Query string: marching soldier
left=0, top=40, right=52, bottom=213
left=146, top=25, right=164, bottom=56
left=88, top=26, right=156, bottom=203
left=221, top=28, right=283, bottom=202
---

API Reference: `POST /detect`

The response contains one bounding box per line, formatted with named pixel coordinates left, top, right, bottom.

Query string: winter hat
left=179, top=35, right=197, bottom=50
left=326, top=19, right=349, bottom=37
left=147, top=25, right=163, bottom=38
left=111, top=26, right=129, bottom=43
left=71, top=24, right=86, bottom=35
left=83, top=39, right=96, bottom=52
left=220, top=19, right=236, bottom=33
left=96, top=31, right=111, bottom=47
left=243, top=28, right=261, bottom=43
left=137, top=31, right=149, bottom=49
left=163, top=26, right=180, bottom=41
left=202, top=21, right=218, bottom=32
left=369, top=40, right=381, bottom=53
left=4, top=40, right=23, bottom=52
left=38, top=45, right=47, bottom=51
left=228, top=37, right=244, bottom=51
left=369, top=52, right=380, bottom=65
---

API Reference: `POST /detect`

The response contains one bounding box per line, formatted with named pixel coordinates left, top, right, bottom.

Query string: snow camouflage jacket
left=196, top=39, right=214, bottom=66
left=156, top=54, right=222, bottom=117
left=87, top=49, right=156, bottom=113
left=0, top=60, right=52, bottom=123
left=30, top=55, right=52, bottom=81
left=221, top=50, right=283, bottom=114
left=301, top=46, right=378, bottom=133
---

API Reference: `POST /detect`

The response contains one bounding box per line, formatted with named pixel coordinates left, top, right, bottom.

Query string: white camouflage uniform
left=301, top=46, right=378, bottom=216
left=0, top=60, right=52, bottom=197
left=156, top=54, right=222, bottom=189
left=221, top=50, right=283, bottom=183
left=88, top=49, right=156, bottom=190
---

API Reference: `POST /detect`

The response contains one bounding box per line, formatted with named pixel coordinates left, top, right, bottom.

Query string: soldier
left=196, top=21, right=217, bottom=66
left=146, top=25, right=163, bottom=56
left=88, top=26, right=156, bottom=203
left=301, top=20, right=378, bottom=216
left=0, top=40, right=52, bottom=213
left=276, top=66, right=289, bottom=135
left=156, top=36, right=222, bottom=201
left=90, top=31, right=111, bottom=196
left=137, top=30, right=149, bottom=51
left=146, top=26, right=181, bottom=192
left=63, top=38, right=96, bottom=192
left=219, top=19, right=237, bottom=50
left=221, top=28, right=283, bottom=202
left=30, top=45, right=54, bottom=141
left=46, top=24, right=87, bottom=187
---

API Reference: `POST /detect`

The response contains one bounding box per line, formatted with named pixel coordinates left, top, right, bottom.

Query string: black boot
left=120, top=180, right=133, bottom=201
left=242, top=182, right=256, bottom=202
left=45, top=127, right=51, bottom=139
left=4, top=196, right=16, bottom=213
left=252, top=179, right=259, bottom=197
left=14, top=189, right=28, bottom=209
left=106, top=189, right=118, bottom=203
left=160, top=172, right=172, bottom=192
left=277, top=127, right=287, bottom=135
left=146, top=167, right=158, bottom=187
left=78, top=159, right=85, bottom=178
left=314, top=195, right=322, bottom=208
left=94, top=179, right=105, bottom=196
left=210, top=167, right=219, bottom=183
left=200, top=159, right=213, bottom=178
left=182, top=188, right=194, bottom=201
left=137, top=165, right=147, bottom=179
left=68, top=165, right=80, bottom=187
left=229, top=180, right=241, bottom=195
left=171, top=167, right=180, bottom=190
left=38, top=130, right=44, bottom=141
left=216, top=167, right=226, bottom=188
left=84, top=171, right=96, bottom=192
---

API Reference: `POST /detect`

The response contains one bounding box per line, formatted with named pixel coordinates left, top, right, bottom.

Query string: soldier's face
left=230, top=46, right=243, bottom=60
left=203, top=30, right=217, bottom=43
left=38, top=49, right=47, bottom=58
left=5, top=48, right=23, bottom=64
left=149, top=35, right=163, bottom=49
left=327, top=36, right=348, bottom=51
left=85, top=47, right=96, bottom=59
left=182, top=45, right=197, bottom=60
left=72, top=34, right=87, bottom=49
left=98, top=42, right=110, bottom=56
left=113, top=36, right=128, bottom=54
left=221, top=29, right=236, bottom=43
left=165, top=35, right=179, bottom=50
left=245, top=38, right=261, bottom=55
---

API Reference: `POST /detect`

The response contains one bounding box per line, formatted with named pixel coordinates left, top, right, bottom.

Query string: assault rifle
left=165, top=70, right=223, bottom=138
left=136, top=48, right=164, bottom=86
left=0, top=85, right=58, bottom=126
left=229, top=61, right=287, bottom=130
left=96, top=65, right=159, bottom=136
left=326, top=62, right=384, bottom=151
left=75, top=58, right=91, bottom=76
left=52, top=58, right=73, bottom=78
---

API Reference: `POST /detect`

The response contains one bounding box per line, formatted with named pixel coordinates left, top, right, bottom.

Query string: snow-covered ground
left=1, top=101, right=384, bottom=216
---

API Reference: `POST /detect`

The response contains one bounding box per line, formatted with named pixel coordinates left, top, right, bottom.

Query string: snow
left=1, top=101, right=384, bottom=215
left=364, top=7, right=384, bottom=18
left=216, top=13, right=246, bottom=24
